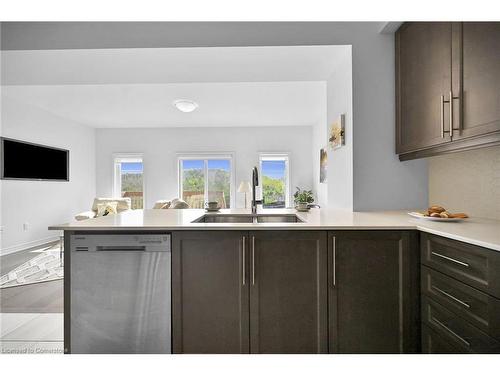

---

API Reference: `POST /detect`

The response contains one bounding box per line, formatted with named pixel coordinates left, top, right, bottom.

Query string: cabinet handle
left=449, top=91, right=460, bottom=135
left=242, top=236, right=246, bottom=285
left=449, top=91, right=454, bottom=138
left=431, top=251, right=470, bottom=267
left=440, top=94, right=446, bottom=139
left=441, top=92, right=459, bottom=139
left=332, top=236, right=336, bottom=287
left=432, top=285, right=470, bottom=308
left=251, top=236, right=255, bottom=285
left=432, top=317, right=471, bottom=347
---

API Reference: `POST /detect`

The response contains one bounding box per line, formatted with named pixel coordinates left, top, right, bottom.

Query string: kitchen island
left=50, top=208, right=500, bottom=251
left=51, top=208, right=500, bottom=354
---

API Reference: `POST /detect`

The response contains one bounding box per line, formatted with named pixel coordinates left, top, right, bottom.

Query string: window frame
left=258, top=152, right=291, bottom=208
left=177, top=152, right=235, bottom=208
left=112, top=153, right=145, bottom=208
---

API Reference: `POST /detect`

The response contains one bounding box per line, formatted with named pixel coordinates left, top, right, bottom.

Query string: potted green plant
left=293, top=187, right=314, bottom=211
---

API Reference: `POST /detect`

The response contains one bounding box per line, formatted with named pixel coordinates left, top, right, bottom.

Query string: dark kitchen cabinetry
left=457, top=23, right=500, bottom=140
left=420, top=233, right=500, bottom=353
left=396, top=22, right=453, bottom=154
left=249, top=231, right=328, bottom=353
left=421, top=323, right=466, bottom=353
left=328, top=231, right=420, bottom=353
left=171, top=230, right=328, bottom=354
left=396, top=22, right=500, bottom=160
left=171, top=231, right=249, bottom=353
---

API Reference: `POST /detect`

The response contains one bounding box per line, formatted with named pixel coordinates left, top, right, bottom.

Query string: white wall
left=323, top=47, right=353, bottom=210
left=0, top=22, right=429, bottom=211
left=96, top=126, right=313, bottom=209
left=0, top=96, right=96, bottom=254
left=311, top=117, right=328, bottom=207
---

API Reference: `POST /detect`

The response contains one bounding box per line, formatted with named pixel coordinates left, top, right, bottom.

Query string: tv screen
left=1, top=137, right=69, bottom=181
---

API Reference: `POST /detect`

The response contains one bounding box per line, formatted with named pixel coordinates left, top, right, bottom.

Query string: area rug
left=0, top=243, right=64, bottom=289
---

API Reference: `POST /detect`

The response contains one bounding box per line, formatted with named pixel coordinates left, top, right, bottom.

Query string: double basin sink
left=192, top=213, right=304, bottom=224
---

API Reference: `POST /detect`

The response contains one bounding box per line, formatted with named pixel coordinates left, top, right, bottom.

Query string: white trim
left=177, top=152, right=235, bottom=208
left=0, top=236, right=60, bottom=256
left=112, top=153, right=145, bottom=208
left=259, top=152, right=291, bottom=208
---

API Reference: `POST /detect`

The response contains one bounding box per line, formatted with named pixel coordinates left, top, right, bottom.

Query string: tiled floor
left=0, top=313, right=63, bottom=354
left=1, top=243, right=64, bottom=354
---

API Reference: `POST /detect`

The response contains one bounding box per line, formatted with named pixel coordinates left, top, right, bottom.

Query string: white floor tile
left=0, top=313, right=40, bottom=338
left=1, top=313, right=63, bottom=341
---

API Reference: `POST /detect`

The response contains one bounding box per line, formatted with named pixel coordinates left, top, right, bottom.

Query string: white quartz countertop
left=49, top=208, right=500, bottom=251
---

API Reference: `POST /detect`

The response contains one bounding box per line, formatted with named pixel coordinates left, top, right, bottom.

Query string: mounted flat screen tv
left=1, top=137, right=69, bottom=181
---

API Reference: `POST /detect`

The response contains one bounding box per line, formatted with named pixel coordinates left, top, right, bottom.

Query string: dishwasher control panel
left=70, top=234, right=171, bottom=252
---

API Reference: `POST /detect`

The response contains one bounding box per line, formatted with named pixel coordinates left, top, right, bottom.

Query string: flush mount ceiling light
left=173, top=99, right=199, bottom=113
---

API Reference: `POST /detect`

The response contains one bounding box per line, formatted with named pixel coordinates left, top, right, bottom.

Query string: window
left=259, top=153, right=290, bottom=208
left=113, top=155, right=144, bottom=209
left=178, top=155, right=234, bottom=208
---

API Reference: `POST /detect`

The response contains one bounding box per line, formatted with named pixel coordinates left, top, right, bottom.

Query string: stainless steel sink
left=194, top=215, right=254, bottom=223
left=193, top=214, right=303, bottom=224
left=255, top=215, right=302, bottom=223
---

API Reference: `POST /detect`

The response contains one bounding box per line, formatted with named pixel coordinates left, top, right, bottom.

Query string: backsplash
left=429, top=146, right=500, bottom=220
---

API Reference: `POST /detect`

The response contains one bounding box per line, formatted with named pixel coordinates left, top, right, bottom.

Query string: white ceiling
left=1, top=46, right=347, bottom=85
left=1, top=46, right=347, bottom=128
left=2, top=82, right=325, bottom=128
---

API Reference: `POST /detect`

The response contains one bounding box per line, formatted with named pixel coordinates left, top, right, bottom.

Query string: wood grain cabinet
left=420, top=233, right=500, bottom=353
left=396, top=22, right=500, bottom=160
left=457, top=23, right=500, bottom=140
left=172, top=231, right=249, bottom=353
left=249, top=231, right=328, bottom=353
left=396, top=22, right=454, bottom=154
left=172, top=230, right=328, bottom=354
left=328, top=231, right=420, bottom=353
left=420, top=232, right=500, bottom=299
left=422, top=323, right=467, bottom=353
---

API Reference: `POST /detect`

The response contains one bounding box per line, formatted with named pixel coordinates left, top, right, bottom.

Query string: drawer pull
left=242, top=236, right=246, bottom=286
left=432, top=286, right=471, bottom=308
left=432, top=317, right=471, bottom=347
left=251, top=236, right=256, bottom=285
left=332, top=236, right=336, bottom=287
left=431, top=251, right=470, bottom=267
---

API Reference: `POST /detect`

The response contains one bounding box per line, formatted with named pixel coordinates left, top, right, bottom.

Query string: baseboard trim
left=0, top=236, right=61, bottom=256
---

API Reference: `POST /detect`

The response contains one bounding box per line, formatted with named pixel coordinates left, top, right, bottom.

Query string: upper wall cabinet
left=396, top=22, right=500, bottom=161
left=458, top=23, right=500, bottom=140
left=396, top=22, right=453, bottom=154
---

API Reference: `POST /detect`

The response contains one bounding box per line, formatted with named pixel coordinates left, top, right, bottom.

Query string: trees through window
left=179, top=155, right=233, bottom=208
left=259, top=153, right=290, bottom=208
left=113, top=155, right=144, bottom=209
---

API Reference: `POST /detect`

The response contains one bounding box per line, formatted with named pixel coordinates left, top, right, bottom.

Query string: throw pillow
left=171, top=198, right=189, bottom=209
left=153, top=200, right=171, bottom=209
left=96, top=201, right=118, bottom=217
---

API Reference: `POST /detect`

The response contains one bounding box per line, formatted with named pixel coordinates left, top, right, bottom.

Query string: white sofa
left=152, top=198, right=189, bottom=209
left=75, top=197, right=132, bottom=221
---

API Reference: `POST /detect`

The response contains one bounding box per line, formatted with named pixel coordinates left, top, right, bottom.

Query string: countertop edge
left=415, top=225, right=500, bottom=252
left=49, top=223, right=500, bottom=252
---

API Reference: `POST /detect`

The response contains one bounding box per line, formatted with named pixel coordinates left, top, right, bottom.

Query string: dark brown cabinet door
left=172, top=231, right=249, bottom=353
left=329, top=231, right=420, bottom=353
left=249, top=231, right=328, bottom=353
left=396, top=22, right=453, bottom=154
left=454, top=22, right=500, bottom=140
left=422, top=324, right=466, bottom=354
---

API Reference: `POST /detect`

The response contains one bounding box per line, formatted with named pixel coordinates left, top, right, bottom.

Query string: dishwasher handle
left=96, top=246, right=147, bottom=251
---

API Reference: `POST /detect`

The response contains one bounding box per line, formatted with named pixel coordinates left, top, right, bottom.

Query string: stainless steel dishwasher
left=70, top=234, right=171, bottom=354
